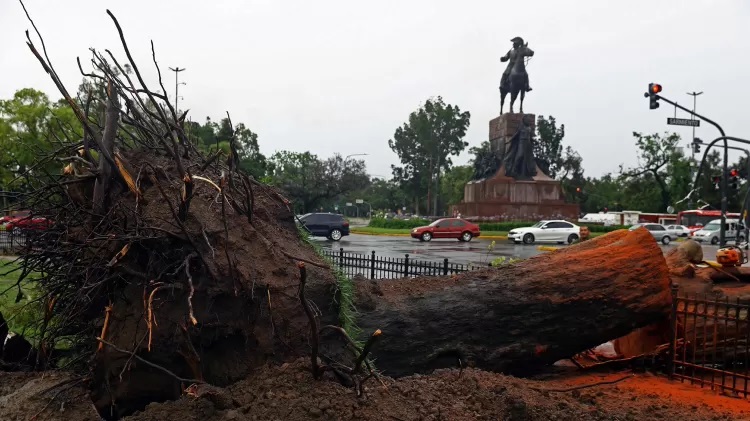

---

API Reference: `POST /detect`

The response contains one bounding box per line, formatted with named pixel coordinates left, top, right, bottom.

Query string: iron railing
left=669, top=285, right=750, bottom=398
left=320, top=248, right=489, bottom=280
left=0, top=231, right=27, bottom=254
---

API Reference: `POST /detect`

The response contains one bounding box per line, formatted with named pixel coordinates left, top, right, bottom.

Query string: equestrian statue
left=499, top=36, right=534, bottom=114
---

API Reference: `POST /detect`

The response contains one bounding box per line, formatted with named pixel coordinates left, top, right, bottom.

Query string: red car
left=1, top=211, right=51, bottom=233
left=410, top=218, right=481, bottom=242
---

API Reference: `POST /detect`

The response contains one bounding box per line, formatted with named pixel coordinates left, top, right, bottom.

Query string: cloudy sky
left=1, top=0, right=749, bottom=179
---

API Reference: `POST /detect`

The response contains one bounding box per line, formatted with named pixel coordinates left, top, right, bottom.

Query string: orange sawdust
left=550, top=371, right=750, bottom=420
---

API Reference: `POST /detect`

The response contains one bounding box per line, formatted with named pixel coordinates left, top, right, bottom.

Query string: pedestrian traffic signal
left=712, top=175, right=721, bottom=190
left=646, top=83, right=662, bottom=109
left=730, top=169, right=739, bottom=189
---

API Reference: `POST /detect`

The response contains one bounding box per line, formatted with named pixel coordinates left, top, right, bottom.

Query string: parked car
left=628, top=223, right=676, bottom=245
left=1, top=211, right=51, bottom=233
left=665, top=224, right=691, bottom=238
left=410, top=218, right=480, bottom=242
left=297, top=212, right=350, bottom=241
left=690, top=219, right=745, bottom=245
left=507, top=220, right=580, bottom=245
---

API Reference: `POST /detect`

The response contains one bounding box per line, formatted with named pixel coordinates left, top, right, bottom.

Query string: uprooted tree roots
left=7, top=4, right=372, bottom=418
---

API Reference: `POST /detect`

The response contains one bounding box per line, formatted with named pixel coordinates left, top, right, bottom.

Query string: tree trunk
left=352, top=228, right=672, bottom=377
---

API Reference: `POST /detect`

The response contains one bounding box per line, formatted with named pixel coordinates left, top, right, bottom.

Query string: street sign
left=355, top=199, right=364, bottom=204
left=667, top=117, right=700, bottom=127
left=345, top=202, right=352, bottom=206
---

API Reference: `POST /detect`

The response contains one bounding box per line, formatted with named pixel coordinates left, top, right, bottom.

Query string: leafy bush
left=369, top=217, right=431, bottom=229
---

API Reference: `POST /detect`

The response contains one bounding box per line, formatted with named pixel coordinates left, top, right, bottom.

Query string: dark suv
left=298, top=213, right=350, bottom=241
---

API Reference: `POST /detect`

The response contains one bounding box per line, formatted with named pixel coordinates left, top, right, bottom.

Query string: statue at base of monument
left=503, top=114, right=537, bottom=180
left=471, top=147, right=502, bottom=180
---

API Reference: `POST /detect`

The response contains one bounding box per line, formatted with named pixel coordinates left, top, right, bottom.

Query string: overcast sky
left=2, top=0, right=749, bottom=179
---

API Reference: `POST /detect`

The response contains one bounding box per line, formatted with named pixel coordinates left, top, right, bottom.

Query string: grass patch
left=0, top=259, right=43, bottom=339
left=298, top=226, right=361, bottom=343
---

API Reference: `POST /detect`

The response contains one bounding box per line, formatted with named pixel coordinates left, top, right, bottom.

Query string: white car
left=665, top=224, right=691, bottom=238
left=507, top=220, right=581, bottom=245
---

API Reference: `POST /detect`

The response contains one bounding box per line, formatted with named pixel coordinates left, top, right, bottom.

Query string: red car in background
left=0, top=211, right=52, bottom=233
left=410, top=218, right=481, bottom=242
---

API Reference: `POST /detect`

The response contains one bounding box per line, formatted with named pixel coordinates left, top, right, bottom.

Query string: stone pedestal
left=454, top=113, right=579, bottom=220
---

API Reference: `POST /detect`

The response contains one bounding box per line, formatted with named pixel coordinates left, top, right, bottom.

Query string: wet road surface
left=312, top=234, right=732, bottom=266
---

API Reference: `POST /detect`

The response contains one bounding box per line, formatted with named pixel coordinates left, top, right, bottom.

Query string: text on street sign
left=667, top=117, right=700, bottom=127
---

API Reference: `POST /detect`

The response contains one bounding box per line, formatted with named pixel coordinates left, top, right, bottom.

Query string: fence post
left=443, top=258, right=449, bottom=276
left=404, top=254, right=410, bottom=277
left=339, top=248, right=344, bottom=272
left=667, top=283, right=679, bottom=379
left=370, top=251, right=376, bottom=279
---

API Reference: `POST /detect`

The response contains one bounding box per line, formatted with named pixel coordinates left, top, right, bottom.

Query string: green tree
left=620, top=132, right=689, bottom=213
left=358, top=178, right=407, bottom=214
left=535, top=115, right=565, bottom=178
left=185, top=116, right=268, bottom=179
left=388, top=96, right=470, bottom=215
left=267, top=151, right=369, bottom=213
left=0, top=88, right=81, bottom=190
left=440, top=165, right=473, bottom=211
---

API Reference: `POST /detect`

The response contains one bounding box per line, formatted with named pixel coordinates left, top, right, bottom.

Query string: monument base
left=455, top=169, right=579, bottom=220
left=455, top=112, right=580, bottom=220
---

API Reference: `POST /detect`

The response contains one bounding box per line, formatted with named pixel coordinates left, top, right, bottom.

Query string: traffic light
left=646, top=83, right=662, bottom=109
left=575, top=187, right=581, bottom=193
left=730, top=169, right=739, bottom=189
left=712, top=175, right=721, bottom=190
left=692, top=138, right=702, bottom=154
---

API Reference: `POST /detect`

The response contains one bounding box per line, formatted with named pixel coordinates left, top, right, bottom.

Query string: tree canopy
left=388, top=96, right=470, bottom=215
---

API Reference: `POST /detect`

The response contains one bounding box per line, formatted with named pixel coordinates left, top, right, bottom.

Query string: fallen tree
left=354, top=228, right=673, bottom=376
left=8, top=4, right=676, bottom=419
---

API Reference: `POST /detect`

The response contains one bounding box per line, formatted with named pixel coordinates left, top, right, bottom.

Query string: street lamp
left=169, top=66, right=186, bottom=111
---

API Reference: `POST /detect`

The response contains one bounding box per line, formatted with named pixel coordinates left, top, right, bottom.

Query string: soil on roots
left=121, top=358, right=750, bottom=421
left=49, top=151, right=342, bottom=418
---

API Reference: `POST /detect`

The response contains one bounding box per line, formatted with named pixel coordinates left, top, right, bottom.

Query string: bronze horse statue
left=500, top=56, right=528, bottom=114
left=499, top=38, right=534, bottom=114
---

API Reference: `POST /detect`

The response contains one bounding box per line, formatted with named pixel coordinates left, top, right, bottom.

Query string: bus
left=676, top=209, right=741, bottom=231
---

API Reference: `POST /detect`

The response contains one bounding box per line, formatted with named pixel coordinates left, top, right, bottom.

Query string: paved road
left=313, top=234, right=732, bottom=266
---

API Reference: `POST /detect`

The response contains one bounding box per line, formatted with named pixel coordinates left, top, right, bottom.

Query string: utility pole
left=686, top=91, right=703, bottom=210
left=169, top=67, right=186, bottom=111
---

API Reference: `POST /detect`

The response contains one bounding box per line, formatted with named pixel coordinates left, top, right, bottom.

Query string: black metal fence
left=0, top=231, right=27, bottom=254
left=669, top=285, right=750, bottom=398
left=320, top=248, right=489, bottom=279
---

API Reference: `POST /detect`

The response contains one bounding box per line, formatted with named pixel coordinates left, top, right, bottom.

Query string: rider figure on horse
left=500, top=37, right=534, bottom=92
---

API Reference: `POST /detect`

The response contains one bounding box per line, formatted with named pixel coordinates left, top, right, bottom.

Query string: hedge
left=368, top=218, right=432, bottom=229
left=368, top=218, right=629, bottom=233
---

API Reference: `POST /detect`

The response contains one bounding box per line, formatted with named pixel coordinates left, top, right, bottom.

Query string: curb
left=350, top=230, right=508, bottom=240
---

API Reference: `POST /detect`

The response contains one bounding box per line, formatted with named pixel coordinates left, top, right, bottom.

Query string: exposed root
left=297, top=262, right=323, bottom=379
left=283, top=251, right=330, bottom=269
left=97, top=337, right=203, bottom=384
left=184, top=253, right=198, bottom=325
left=96, top=302, right=113, bottom=352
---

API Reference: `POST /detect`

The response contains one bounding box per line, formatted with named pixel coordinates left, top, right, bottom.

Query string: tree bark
left=352, top=228, right=672, bottom=377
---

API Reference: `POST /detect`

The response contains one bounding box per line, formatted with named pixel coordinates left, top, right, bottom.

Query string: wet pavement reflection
left=312, top=234, right=729, bottom=266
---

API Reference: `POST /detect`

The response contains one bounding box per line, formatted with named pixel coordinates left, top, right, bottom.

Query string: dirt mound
left=0, top=372, right=99, bottom=421
left=122, top=358, right=749, bottom=421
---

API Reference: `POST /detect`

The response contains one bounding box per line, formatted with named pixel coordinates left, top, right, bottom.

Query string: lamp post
left=686, top=91, right=703, bottom=209
left=169, top=67, right=186, bottom=111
